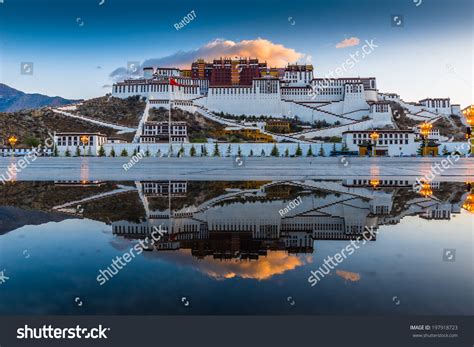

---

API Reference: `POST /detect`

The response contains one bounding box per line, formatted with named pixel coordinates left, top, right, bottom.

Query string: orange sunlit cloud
left=201, top=251, right=313, bottom=280
left=336, top=270, right=361, bottom=282
left=335, top=37, right=360, bottom=49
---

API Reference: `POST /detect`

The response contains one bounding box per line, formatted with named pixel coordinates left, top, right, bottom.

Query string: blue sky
left=0, top=0, right=472, bottom=106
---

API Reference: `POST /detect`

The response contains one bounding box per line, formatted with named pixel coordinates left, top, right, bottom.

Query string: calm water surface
left=0, top=180, right=472, bottom=315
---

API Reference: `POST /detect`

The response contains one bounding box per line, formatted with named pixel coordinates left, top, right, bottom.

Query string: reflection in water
left=110, top=179, right=468, bottom=267
left=0, top=179, right=472, bottom=314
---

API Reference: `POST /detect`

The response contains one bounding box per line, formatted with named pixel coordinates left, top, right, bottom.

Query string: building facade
left=54, top=132, right=108, bottom=155
left=140, top=121, right=188, bottom=143
left=342, top=130, right=417, bottom=156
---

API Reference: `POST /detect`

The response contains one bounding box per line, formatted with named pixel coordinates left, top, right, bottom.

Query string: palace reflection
left=1, top=179, right=468, bottom=260
left=103, top=179, right=468, bottom=260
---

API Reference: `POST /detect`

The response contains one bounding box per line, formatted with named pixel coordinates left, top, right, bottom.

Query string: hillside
left=74, top=95, right=146, bottom=127
left=149, top=107, right=224, bottom=142
left=0, top=83, right=79, bottom=112
left=149, top=107, right=271, bottom=142
left=389, top=101, right=467, bottom=141
left=0, top=107, right=133, bottom=146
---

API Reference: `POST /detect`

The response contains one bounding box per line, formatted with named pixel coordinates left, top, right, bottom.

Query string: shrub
left=120, top=149, right=128, bottom=157
left=25, top=136, right=40, bottom=148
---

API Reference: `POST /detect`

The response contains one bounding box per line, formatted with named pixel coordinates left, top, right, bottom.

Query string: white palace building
left=112, top=65, right=386, bottom=128
left=109, top=61, right=462, bottom=151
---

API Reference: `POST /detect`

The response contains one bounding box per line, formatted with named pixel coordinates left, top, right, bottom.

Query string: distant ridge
left=0, top=83, right=81, bottom=112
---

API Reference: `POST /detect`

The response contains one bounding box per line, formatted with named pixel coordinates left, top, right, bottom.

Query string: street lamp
left=369, top=179, right=380, bottom=188
left=419, top=122, right=432, bottom=156
left=419, top=181, right=433, bottom=197
left=463, top=192, right=473, bottom=213
left=463, top=106, right=473, bottom=140
left=80, top=135, right=89, bottom=157
left=370, top=131, right=379, bottom=157
left=8, top=136, right=18, bottom=157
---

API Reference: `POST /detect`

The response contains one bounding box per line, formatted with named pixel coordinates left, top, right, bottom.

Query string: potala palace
left=111, top=58, right=463, bottom=144
left=44, top=58, right=471, bottom=158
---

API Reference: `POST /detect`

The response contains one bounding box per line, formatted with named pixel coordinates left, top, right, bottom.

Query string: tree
left=417, top=143, right=423, bottom=156
left=98, top=145, right=105, bottom=157
left=213, top=142, right=220, bottom=157
left=319, top=144, right=325, bottom=157
left=249, top=149, right=254, bottom=157
left=132, top=148, right=138, bottom=156
left=442, top=145, right=449, bottom=156
left=307, top=145, right=313, bottom=157
left=190, top=144, right=196, bottom=157
left=145, top=147, right=150, bottom=157
left=87, top=147, right=92, bottom=156
left=341, top=141, right=349, bottom=152
left=25, top=136, right=40, bottom=148
left=261, top=149, right=266, bottom=157
left=201, top=145, right=208, bottom=157
left=53, top=146, right=59, bottom=157
left=284, top=148, right=289, bottom=157
left=110, top=148, right=116, bottom=157
left=295, top=143, right=302, bottom=156
left=332, top=143, right=336, bottom=154
left=178, top=145, right=185, bottom=157
left=237, top=146, right=242, bottom=157
left=120, top=148, right=128, bottom=157
left=75, top=146, right=81, bottom=157
left=226, top=144, right=232, bottom=157
left=270, top=144, right=279, bottom=157
left=65, top=147, right=71, bottom=157
left=169, top=144, right=174, bottom=157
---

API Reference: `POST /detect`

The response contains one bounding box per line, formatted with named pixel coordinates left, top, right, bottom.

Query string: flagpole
left=169, top=78, right=172, bottom=157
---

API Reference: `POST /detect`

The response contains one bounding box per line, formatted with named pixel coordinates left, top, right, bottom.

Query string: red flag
left=169, top=78, right=182, bottom=86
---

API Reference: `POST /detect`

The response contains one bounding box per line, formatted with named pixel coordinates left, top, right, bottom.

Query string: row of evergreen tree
left=77, top=143, right=344, bottom=157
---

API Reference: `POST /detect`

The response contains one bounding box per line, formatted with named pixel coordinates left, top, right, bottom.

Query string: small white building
left=413, top=125, right=441, bottom=142
left=54, top=132, right=108, bottom=155
left=342, top=129, right=418, bottom=156
left=419, top=98, right=460, bottom=115
left=140, top=121, right=188, bottom=143
left=369, top=101, right=393, bottom=127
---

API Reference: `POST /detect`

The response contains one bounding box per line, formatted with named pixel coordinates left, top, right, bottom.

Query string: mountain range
left=0, top=83, right=80, bottom=112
